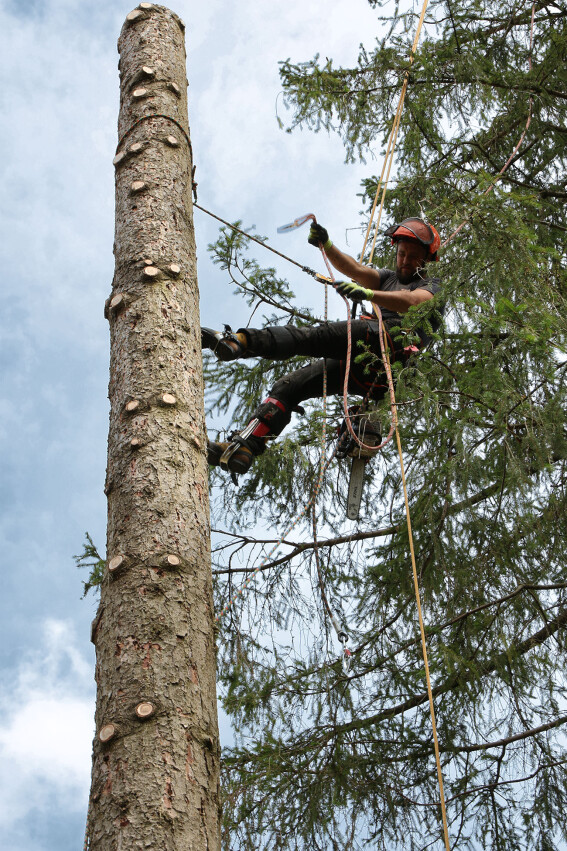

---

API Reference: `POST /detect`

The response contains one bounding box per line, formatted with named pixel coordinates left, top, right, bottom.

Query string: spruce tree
left=86, top=6, right=220, bottom=849
left=206, top=1, right=567, bottom=848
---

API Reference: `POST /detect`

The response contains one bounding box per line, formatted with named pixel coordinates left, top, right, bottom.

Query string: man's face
left=396, top=239, right=428, bottom=284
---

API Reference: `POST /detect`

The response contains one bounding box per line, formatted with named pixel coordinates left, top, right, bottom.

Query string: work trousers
left=242, top=319, right=398, bottom=434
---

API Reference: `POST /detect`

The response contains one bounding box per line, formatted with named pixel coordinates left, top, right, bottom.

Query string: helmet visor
left=384, top=218, right=436, bottom=247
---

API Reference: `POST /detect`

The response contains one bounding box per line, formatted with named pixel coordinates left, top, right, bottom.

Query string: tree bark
left=87, top=5, right=220, bottom=849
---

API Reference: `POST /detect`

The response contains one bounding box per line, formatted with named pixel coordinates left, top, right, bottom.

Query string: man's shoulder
left=375, top=269, right=442, bottom=295
left=409, top=276, right=442, bottom=295
left=376, top=268, right=397, bottom=290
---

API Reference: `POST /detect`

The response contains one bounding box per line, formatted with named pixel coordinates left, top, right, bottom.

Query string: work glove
left=308, top=223, right=332, bottom=250
left=334, top=280, right=374, bottom=302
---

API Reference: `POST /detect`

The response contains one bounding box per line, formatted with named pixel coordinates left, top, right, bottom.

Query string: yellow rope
left=362, top=4, right=536, bottom=842
left=361, top=0, right=431, bottom=262
left=361, top=2, right=452, bottom=846
left=378, top=336, right=451, bottom=849
left=395, top=430, right=451, bottom=850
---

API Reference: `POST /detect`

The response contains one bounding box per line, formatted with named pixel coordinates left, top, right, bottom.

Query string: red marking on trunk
left=141, top=642, right=161, bottom=669
left=162, top=779, right=173, bottom=809
left=185, top=738, right=196, bottom=782
left=142, top=643, right=152, bottom=669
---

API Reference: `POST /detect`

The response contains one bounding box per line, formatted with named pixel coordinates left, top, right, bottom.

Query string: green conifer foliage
left=207, top=2, right=567, bottom=848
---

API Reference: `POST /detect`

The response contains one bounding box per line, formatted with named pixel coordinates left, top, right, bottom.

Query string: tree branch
left=212, top=483, right=502, bottom=576
left=458, top=712, right=567, bottom=753
left=292, top=605, right=567, bottom=747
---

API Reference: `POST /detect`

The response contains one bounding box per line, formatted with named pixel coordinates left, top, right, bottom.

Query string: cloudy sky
left=0, top=0, right=384, bottom=847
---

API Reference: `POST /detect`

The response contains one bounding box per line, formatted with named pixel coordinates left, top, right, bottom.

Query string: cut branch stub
left=139, top=2, right=154, bottom=8
left=165, top=135, right=180, bottom=147
left=126, top=9, right=144, bottom=23
left=113, top=152, right=127, bottom=167
left=108, top=554, right=127, bottom=575
left=164, top=554, right=181, bottom=568
left=169, top=263, right=181, bottom=276
left=99, top=723, right=117, bottom=743
left=125, top=399, right=141, bottom=413
left=168, top=82, right=181, bottom=97
left=104, top=292, right=126, bottom=320
left=90, top=609, right=104, bottom=646
left=106, top=293, right=127, bottom=319
left=141, top=66, right=155, bottom=77
left=132, top=87, right=149, bottom=100
left=143, top=265, right=160, bottom=279
left=160, top=393, right=177, bottom=406
left=135, top=701, right=155, bottom=719
left=129, top=141, right=144, bottom=154
left=130, top=436, right=143, bottom=448
left=110, top=293, right=126, bottom=310
left=131, top=180, right=147, bottom=194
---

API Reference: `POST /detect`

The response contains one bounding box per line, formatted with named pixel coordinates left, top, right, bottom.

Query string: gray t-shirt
left=375, top=268, right=443, bottom=344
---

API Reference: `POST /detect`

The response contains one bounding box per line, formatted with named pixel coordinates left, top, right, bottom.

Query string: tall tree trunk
left=87, top=5, right=220, bottom=848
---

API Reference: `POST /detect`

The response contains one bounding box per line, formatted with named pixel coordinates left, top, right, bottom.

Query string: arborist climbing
left=202, top=217, right=443, bottom=475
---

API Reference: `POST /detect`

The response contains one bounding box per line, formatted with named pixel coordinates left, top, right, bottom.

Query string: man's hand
left=334, top=280, right=374, bottom=302
left=308, top=223, right=332, bottom=250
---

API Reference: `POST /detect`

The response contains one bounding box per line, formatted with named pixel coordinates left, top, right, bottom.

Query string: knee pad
left=250, top=397, right=291, bottom=437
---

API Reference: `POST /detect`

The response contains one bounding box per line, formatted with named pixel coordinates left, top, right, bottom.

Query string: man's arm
left=315, top=230, right=434, bottom=315
left=334, top=276, right=434, bottom=313
left=324, top=243, right=382, bottom=290
left=365, top=285, right=434, bottom=314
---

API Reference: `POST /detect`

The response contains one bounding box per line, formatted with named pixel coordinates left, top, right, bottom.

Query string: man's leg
left=209, top=359, right=344, bottom=474
left=210, top=354, right=390, bottom=474
left=204, top=319, right=390, bottom=473
left=202, top=320, right=386, bottom=362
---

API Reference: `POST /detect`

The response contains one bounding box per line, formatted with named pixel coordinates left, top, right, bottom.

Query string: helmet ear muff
left=385, top=218, right=440, bottom=261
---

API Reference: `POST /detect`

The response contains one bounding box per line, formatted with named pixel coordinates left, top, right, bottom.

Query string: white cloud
left=0, top=620, right=94, bottom=829
left=189, top=0, right=379, bottom=214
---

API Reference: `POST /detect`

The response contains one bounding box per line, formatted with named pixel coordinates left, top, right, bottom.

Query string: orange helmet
left=384, top=217, right=441, bottom=261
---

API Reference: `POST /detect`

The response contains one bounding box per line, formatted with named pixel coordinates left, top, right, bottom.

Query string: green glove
left=308, top=223, right=332, bottom=250
left=334, top=280, right=374, bottom=301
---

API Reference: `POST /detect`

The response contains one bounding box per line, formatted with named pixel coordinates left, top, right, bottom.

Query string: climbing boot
left=201, top=325, right=247, bottom=361
left=207, top=398, right=290, bottom=477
